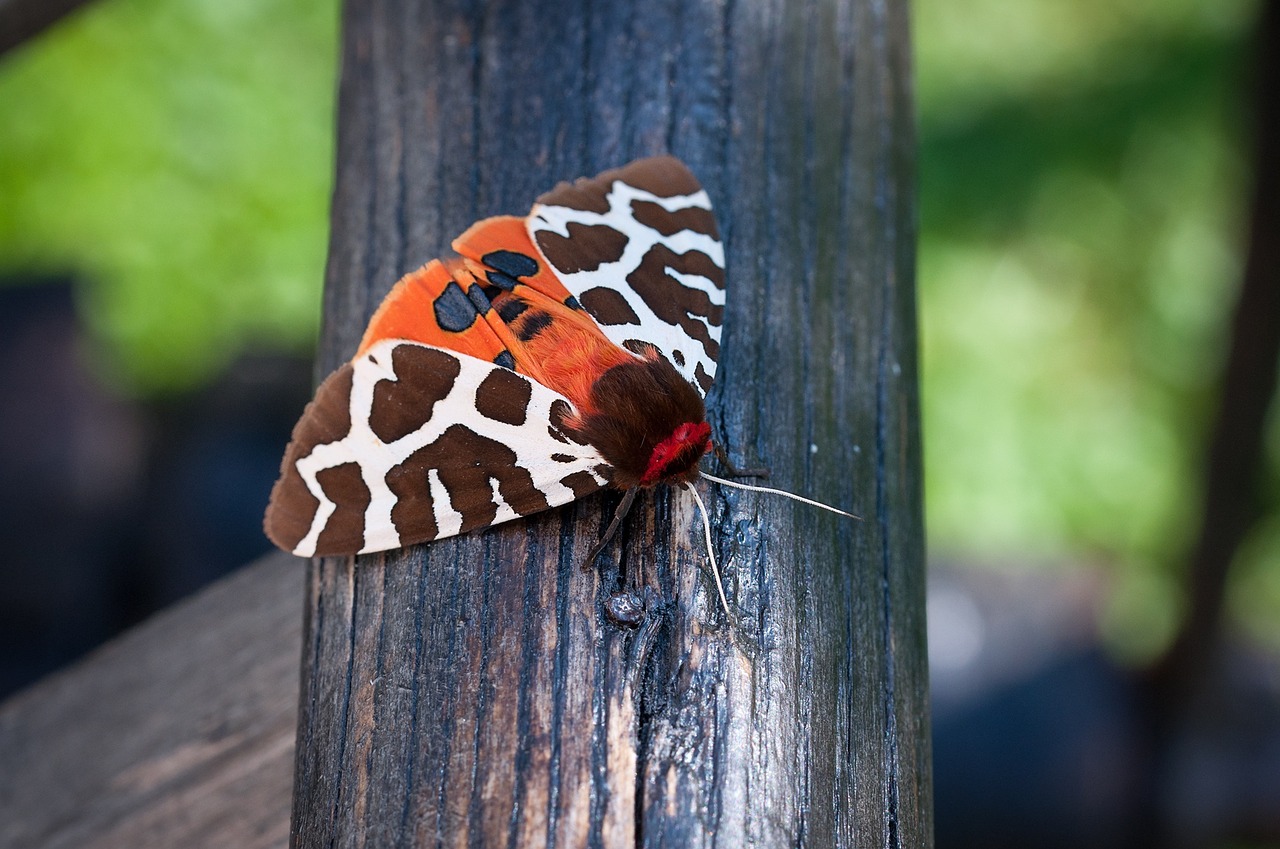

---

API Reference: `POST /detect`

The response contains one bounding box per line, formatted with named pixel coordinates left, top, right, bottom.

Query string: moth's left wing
left=524, top=156, right=725, bottom=396
left=265, top=339, right=612, bottom=557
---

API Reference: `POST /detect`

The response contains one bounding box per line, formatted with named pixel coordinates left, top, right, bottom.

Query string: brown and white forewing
left=265, top=340, right=611, bottom=557
left=527, top=156, right=725, bottom=396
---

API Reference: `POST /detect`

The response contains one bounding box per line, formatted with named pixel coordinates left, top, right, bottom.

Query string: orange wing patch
left=357, top=258, right=514, bottom=367
left=453, top=215, right=582, bottom=308
left=356, top=216, right=637, bottom=420
left=455, top=216, right=636, bottom=418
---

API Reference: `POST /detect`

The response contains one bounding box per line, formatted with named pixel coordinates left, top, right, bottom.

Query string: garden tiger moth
left=264, top=156, right=855, bottom=618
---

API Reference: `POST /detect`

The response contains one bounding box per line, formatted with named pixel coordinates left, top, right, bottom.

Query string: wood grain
left=295, top=0, right=928, bottom=845
left=0, top=554, right=301, bottom=849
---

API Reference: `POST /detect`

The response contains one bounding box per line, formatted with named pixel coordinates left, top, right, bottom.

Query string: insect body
left=264, top=157, right=850, bottom=613
left=266, top=157, right=724, bottom=552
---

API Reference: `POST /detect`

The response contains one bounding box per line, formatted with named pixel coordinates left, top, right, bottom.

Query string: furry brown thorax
left=571, top=355, right=710, bottom=490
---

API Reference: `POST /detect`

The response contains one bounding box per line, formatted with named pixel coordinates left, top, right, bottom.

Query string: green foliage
left=916, top=0, right=1276, bottom=659
left=0, top=0, right=339, bottom=392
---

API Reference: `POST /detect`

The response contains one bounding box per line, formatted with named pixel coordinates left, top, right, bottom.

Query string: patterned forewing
left=526, top=156, right=725, bottom=396
left=264, top=340, right=610, bottom=557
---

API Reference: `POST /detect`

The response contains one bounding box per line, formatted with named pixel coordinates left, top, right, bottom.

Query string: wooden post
left=292, top=0, right=928, bottom=845
left=0, top=555, right=301, bottom=849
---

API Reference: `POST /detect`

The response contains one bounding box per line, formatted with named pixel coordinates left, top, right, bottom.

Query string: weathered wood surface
left=0, top=0, right=96, bottom=56
left=296, top=0, right=927, bottom=846
left=0, top=554, right=300, bottom=849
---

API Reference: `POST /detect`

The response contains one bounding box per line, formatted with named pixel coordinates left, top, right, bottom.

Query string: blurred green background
left=0, top=0, right=1272, bottom=661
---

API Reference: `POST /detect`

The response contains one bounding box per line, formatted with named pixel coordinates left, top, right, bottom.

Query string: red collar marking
left=640, top=421, right=712, bottom=486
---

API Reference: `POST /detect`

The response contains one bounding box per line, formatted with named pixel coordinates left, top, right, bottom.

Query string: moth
left=264, top=156, right=852, bottom=618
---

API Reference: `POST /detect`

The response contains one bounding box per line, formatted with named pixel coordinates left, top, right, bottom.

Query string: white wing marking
left=529, top=181, right=724, bottom=396
left=292, top=340, right=607, bottom=556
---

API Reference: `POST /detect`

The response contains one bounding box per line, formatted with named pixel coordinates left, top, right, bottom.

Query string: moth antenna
left=699, top=471, right=861, bottom=520
left=686, top=482, right=731, bottom=617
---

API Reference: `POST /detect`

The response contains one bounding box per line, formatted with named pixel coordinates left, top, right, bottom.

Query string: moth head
left=640, top=421, right=711, bottom=486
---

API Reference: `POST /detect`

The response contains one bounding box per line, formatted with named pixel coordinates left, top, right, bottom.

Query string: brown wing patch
left=693, top=362, right=713, bottom=395
left=264, top=365, right=356, bottom=552
left=474, top=368, right=532, bottom=426
left=549, top=399, right=589, bottom=445
left=313, top=463, right=371, bottom=554
left=579, top=286, right=641, bottom=326
left=369, top=345, right=461, bottom=443
left=629, top=199, right=719, bottom=239
left=386, top=424, right=551, bottom=536
left=534, top=222, right=629, bottom=274
left=536, top=156, right=701, bottom=207
left=626, top=245, right=724, bottom=360
left=560, top=470, right=603, bottom=499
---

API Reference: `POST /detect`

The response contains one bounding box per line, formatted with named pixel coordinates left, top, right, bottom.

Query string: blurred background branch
left=1152, top=0, right=1280, bottom=701
left=0, top=0, right=96, bottom=56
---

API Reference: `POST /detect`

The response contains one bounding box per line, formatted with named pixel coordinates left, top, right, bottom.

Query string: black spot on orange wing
left=474, top=369, right=531, bottom=426
left=466, top=284, right=492, bottom=314
left=313, top=462, right=371, bottom=554
left=515, top=311, right=553, bottom=342
left=486, top=270, right=519, bottom=291
left=564, top=295, right=583, bottom=310
left=386, top=424, right=550, bottom=537
left=493, top=350, right=516, bottom=370
left=534, top=222, right=629, bottom=274
left=579, top=286, right=641, bottom=326
left=434, top=281, right=480, bottom=332
left=369, top=345, right=462, bottom=443
left=497, top=299, right=529, bottom=323
left=483, top=250, right=539, bottom=279
left=482, top=250, right=539, bottom=291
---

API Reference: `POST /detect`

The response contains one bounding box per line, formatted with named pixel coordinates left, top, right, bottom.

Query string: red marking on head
left=640, top=421, right=712, bottom=486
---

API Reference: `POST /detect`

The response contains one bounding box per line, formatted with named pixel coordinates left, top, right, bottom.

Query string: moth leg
left=582, top=487, right=639, bottom=571
left=712, top=441, right=770, bottom=479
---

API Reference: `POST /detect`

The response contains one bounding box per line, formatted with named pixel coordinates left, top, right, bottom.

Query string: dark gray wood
left=295, top=0, right=928, bottom=845
left=0, top=554, right=301, bottom=849
left=0, top=0, right=96, bottom=56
